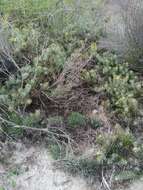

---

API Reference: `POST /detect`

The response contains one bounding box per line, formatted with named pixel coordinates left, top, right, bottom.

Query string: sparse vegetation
left=0, top=0, right=143, bottom=189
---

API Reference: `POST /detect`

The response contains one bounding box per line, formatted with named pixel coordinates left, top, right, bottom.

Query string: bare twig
left=102, top=169, right=111, bottom=190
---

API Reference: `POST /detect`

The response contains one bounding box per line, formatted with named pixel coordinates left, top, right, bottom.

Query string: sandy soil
left=0, top=142, right=143, bottom=190
left=0, top=142, right=95, bottom=190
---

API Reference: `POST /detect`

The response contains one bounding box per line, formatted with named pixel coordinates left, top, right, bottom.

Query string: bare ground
left=0, top=141, right=143, bottom=190
left=0, top=142, right=95, bottom=190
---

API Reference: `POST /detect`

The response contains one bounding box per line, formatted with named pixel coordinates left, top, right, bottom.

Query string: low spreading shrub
left=1, top=109, right=42, bottom=137
left=67, top=112, right=86, bottom=128
left=0, top=1, right=143, bottom=185
left=96, top=124, right=143, bottom=167
left=89, top=118, right=102, bottom=129
left=49, top=143, right=65, bottom=160
left=63, top=158, right=101, bottom=177
left=96, top=53, right=141, bottom=117
left=81, top=69, right=97, bottom=85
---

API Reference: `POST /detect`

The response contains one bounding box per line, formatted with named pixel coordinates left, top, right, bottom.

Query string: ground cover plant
left=0, top=0, right=143, bottom=189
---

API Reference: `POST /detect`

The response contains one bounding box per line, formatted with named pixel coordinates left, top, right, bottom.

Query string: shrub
left=9, top=24, right=39, bottom=54
left=49, top=143, right=66, bottom=160
left=63, top=158, right=101, bottom=177
left=0, top=0, right=105, bottom=140
left=0, top=0, right=56, bottom=20
left=96, top=53, right=141, bottom=117
left=0, top=42, right=67, bottom=110
left=106, top=131, right=134, bottom=160
left=89, top=118, right=102, bottom=129
left=114, top=170, right=140, bottom=182
left=0, top=0, right=104, bottom=108
left=1, top=109, right=42, bottom=137
left=105, top=76, right=138, bottom=116
left=97, top=126, right=135, bottom=163
left=81, top=69, right=97, bottom=85
left=67, top=112, right=86, bottom=128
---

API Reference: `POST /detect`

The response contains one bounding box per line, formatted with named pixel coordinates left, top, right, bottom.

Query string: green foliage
left=0, top=0, right=57, bottom=20
left=49, top=143, right=65, bottom=160
left=63, top=154, right=141, bottom=180
left=81, top=69, right=97, bottom=85
left=89, top=42, right=98, bottom=56
left=0, top=43, right=66, bottom=110
left=63, top=158, right=101, bottom=177
left=0, top=1, right=142, bottom=184
left=133, top=142, right=143, bottom=164
left=105, top=76, right=139, bottom=116
left=1, top=109, right=42, bottom=137
left=37, top=43, right=66, bottom=79
left=106, top=131, right=134, bottom=160
left=97, top=127, right=134, bottom=164
left=79, top=52, right=141, bottom=118
left=0, top=0, right=104, bottom=111
left=0, top=187, right=5, bottom=190
left=67, top=112, right=86, bottom=128
left=89, top=118, right=102, bottom=129
left=96, top=53, right=141, bottom=116
left=114, top=170, right=140, bottom=182
left=10, top=24, right=39, bottom=53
